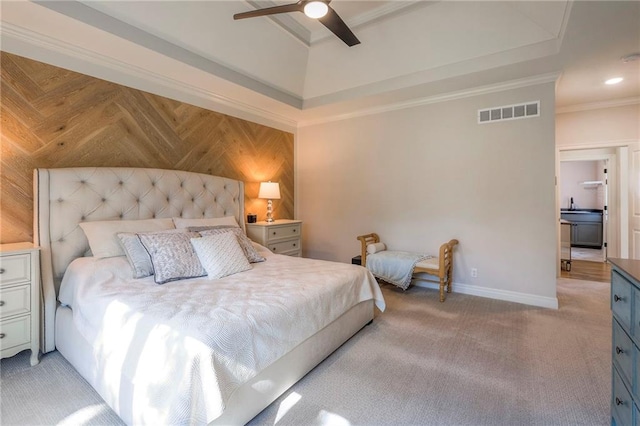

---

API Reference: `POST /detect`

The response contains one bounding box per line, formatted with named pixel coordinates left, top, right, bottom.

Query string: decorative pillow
left=117, top=229, right=186, bottom=279
left=173, top=216, right=239, bottom=229
left=367, top=242, right=386, bottom=254
left=79, top=218, right=175, bottom=258
left=191, top=233, right=251, bottom=280
left=198, top=227, right=266, bottom=263
left=138, top=232, right=206, bottom=284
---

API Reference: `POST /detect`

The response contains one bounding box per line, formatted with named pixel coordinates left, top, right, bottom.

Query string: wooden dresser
left=0, top=243, right=40, bottom=366
left=246, top=220, right=302, bottom=257
left=609, top=258, right=640, bottom=426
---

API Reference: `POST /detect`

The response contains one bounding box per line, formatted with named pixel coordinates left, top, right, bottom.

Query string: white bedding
left=58, top=250, right=385, bottom=425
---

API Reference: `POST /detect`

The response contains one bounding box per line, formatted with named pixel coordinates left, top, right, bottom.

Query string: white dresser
left=246, top=220, right=302, bottom=257
left=0, top=243, right=40, bottom=365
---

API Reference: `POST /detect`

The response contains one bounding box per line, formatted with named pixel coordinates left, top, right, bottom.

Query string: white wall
left=556, top=104, right=639, bottom=147
left=559, top=160, right=603, bottom=210
left=297, top=82, right=557, bottom=307
left=556, top=103, right=640, bottom=258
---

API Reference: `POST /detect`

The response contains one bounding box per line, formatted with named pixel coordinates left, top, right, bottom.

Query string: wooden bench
left=357, top=233, right=458, bottom=302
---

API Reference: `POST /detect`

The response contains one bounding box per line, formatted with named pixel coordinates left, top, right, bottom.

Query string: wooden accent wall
left=0, top=52, right=294, bottom=244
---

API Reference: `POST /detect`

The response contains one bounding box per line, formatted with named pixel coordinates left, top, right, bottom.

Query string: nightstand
left=246, top=220, right=302, bottom=257
left=0, top=243, right=40, bottom=366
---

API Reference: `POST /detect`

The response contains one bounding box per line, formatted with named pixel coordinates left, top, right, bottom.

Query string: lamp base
left=265, top=199, right=274, bottom=223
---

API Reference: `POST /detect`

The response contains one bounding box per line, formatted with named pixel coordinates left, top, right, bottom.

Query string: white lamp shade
left=258, top=182, right=281, bottom=200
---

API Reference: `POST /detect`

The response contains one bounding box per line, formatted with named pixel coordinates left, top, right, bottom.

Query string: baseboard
left=413, top=279, right=559, bottom=309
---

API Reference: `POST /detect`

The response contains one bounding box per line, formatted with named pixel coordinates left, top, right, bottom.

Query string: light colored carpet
left=1, top=278, right=611, bottom=425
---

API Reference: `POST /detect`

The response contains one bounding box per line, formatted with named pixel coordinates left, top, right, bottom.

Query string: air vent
left=478, top=101, right=540, bottom=124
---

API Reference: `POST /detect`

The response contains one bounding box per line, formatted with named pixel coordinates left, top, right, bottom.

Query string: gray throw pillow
left=117, top=232, right=154, bottom=279
left=117, top=229, right=188, bottom=279
left=138, top=231, right=206, bottom=284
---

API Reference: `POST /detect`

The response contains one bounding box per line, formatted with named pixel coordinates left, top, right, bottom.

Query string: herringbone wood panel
left=0, top=52, right=294, bottom=243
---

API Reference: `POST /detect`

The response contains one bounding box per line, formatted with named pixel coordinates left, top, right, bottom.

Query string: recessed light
left=605, top=77, right=623, bottom=85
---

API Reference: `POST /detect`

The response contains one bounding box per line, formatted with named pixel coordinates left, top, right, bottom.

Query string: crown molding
left=0, top=23, right=298, bottom=132
left=556, top=97, right=640, bottom=114
left=298, top=72, right=561, bottom=128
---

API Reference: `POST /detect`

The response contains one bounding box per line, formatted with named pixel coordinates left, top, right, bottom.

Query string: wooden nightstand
left=246, top=220, right=302, bottom=257
left=0, top=243, right=40, bottom=366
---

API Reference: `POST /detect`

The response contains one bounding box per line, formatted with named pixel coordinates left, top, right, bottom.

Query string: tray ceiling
left=1, top=1, right=638, bottom=129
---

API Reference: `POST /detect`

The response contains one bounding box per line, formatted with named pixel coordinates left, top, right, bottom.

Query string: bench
left=357, top=233, right=458, bottom=302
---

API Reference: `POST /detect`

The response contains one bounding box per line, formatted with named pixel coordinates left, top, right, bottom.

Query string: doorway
left=559, top=158, right=608, bottom=263
left=557, top=149, right=619, bottom=282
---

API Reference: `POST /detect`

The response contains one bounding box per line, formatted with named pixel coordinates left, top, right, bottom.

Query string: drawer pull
left=614, top=294, right=623, bottom=302
left=616, top=346, right=624, bottom=355
left=0, top=300, right=4, bottom=306
left=0, top=333, right=4, bottom=339
left=293, top=243, right=296, bottom=247
left=0, top=268, right=4, bottom=274
left=273, top=231, right=277, bottom=235
left=616, top=397, right=624, bottom=406
left=293, top=229, right=297, bottom=232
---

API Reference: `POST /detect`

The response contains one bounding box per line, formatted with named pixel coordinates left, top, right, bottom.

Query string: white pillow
left=367, top=242, right=386, bottom=254
left=191, top=233, right=251, bottom=280
left=197, top=228, right=265, bottom=263
left=173, top=216, right=239, bottom=229
left=79, top=218, right=175, bottom=258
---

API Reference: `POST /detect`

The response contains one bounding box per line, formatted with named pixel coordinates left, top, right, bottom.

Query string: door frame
left=556, top=148, right=624, bottom=274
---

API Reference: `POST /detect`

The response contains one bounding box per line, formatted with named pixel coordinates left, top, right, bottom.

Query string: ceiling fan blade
left=234, top=2, right=304, bottom=20
left=318, top=6, right=360, bottom=47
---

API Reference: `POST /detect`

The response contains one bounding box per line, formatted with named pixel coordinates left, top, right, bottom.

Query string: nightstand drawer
left=0, top=254, right=31, bottom=287
left=0, top=285, right=30, bottom=319
left=266, top=224, right=300, bottom=242
left=268, top=239, right=300, bottom=254
left=0, top=315, right=31, bottom=351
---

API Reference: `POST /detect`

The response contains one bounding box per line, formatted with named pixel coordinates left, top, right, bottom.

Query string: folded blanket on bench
left=366, top=250, right=433, bottom=290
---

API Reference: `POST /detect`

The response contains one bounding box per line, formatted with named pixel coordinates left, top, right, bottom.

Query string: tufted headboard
left=34, top=167, right=245, bottom=352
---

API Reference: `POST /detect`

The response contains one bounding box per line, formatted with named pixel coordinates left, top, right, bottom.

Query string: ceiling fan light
left=605, top=77, right=623, bottom=85
left=304, top=1, right=328, bottom=19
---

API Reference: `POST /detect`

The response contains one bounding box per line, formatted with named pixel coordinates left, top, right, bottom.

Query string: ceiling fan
left=234, top=0, right=360, bottom=47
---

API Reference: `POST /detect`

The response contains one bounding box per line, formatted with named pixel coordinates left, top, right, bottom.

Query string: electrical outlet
left=471, top=268, right=478, bottom=278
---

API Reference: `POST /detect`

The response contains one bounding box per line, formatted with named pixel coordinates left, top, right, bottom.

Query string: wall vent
left=478, top=101, right=540, bottom=124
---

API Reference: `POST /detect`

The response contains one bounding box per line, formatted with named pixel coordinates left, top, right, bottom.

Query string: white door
left=632, top=149, right=640, bottom=259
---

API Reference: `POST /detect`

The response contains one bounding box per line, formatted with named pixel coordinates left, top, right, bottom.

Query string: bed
left=34, top=167, right=385, bottom=425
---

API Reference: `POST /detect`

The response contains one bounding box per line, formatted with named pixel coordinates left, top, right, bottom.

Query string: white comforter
left=59, top=250, right=384, bottom=425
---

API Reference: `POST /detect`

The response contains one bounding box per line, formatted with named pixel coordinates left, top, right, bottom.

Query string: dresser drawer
left=613, top=271, right=633, bottom=330
left=0, top=254, right=31, bottom=287
left=268, top=239, right=301, bottom=254
left=0, top=315, right=31, bottom=351
left=266, top=224, right=301, bottom=242
left=613, top=366, right=634, bottom=426
left=614, top=319, right=634, bottom=387
left=0, top=285, right=30, bottom=319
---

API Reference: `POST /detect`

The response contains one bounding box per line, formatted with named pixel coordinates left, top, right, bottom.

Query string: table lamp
left=258, top=181, right=281, bottom=223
